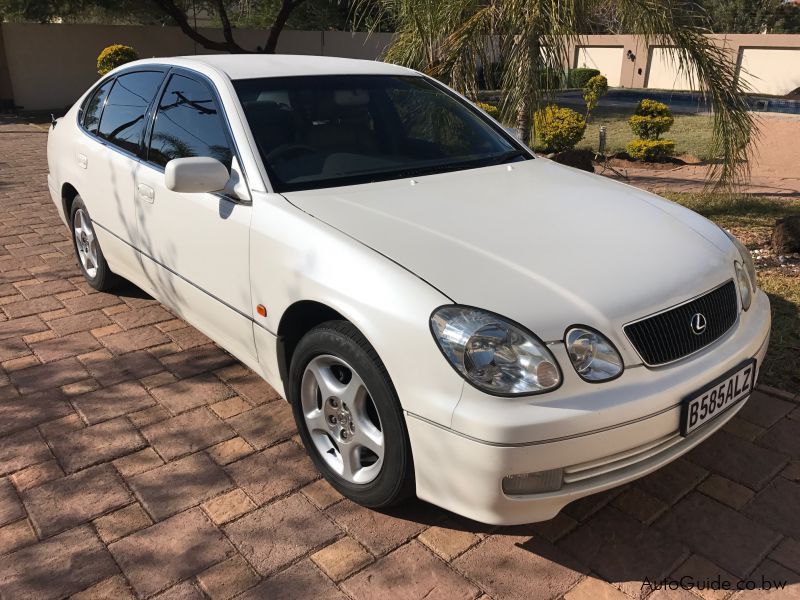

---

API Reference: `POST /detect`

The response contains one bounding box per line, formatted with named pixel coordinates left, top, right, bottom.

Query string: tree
left=693, top=0, right=800, bottom=34
left=355, top=0, right=756, bottom=188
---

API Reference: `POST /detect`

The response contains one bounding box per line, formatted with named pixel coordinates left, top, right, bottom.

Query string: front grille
left=624, top=280, right=738, bottom=366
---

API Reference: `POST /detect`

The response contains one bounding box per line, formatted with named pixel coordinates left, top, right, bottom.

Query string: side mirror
left=164, top=157, right=230, bottom=194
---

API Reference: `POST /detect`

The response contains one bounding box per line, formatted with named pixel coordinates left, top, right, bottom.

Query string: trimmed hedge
left=535, top=105, right=586, bottom=153
left=97, top=44, right=139, bottom=76
left=626, top=139, right=676, bottom=162
left=567, top=67, right=600, bottom=89
left=628, top=99, right=674, bottom=139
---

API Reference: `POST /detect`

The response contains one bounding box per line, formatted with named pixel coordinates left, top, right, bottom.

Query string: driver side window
left=148, top=74, right=233, bottom=169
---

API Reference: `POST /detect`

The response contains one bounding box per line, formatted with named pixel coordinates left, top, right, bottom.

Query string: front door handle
left=137, top=184, right=155, bottom=204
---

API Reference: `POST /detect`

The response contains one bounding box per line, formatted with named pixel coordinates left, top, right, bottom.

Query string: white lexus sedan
left=47, top=55, right=771, bottom=525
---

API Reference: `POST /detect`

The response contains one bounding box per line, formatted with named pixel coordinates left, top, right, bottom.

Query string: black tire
left=70, top=196, right=120, bottom=292
left=289, top=320, right=415, bottom=508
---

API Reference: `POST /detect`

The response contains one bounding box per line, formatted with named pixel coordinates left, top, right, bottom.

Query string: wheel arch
left=61, top=182, right=79, bottom=222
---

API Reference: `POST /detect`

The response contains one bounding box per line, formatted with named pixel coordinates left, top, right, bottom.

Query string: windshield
left=233, top=75, right=528, bottom=192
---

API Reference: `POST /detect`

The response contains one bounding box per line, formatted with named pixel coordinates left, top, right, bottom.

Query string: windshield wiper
left=485, top=149, right=530, bottom=165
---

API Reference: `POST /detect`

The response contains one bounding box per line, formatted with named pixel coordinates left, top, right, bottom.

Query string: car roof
left=127, top=54, right=419, bottom=80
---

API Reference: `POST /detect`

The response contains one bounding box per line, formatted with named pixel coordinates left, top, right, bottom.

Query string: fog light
left=502, top=468, right=563, bottom=495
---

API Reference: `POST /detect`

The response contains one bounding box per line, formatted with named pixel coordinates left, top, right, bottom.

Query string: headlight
left=735, top=261, right=752, bottom=311
left=725, top=230, right=756, bottom=311
left=430, top=306, right=561, bottom=395
left=565, top=326, right=624, bottom=382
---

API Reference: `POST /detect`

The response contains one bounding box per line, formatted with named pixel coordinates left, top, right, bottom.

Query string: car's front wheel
left=70, top=196, right=119, bottom=292
left=289, top=321, right=415, bottom=507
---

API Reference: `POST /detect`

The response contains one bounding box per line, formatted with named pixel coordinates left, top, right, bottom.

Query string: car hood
left=283, top=158, right=735, bottom=345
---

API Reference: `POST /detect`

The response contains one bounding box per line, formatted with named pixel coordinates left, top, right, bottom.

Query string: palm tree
left=354, top=0, right=754, bottom=187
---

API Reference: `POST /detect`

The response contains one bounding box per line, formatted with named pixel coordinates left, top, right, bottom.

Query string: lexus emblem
left=690, top=313, right=707, bottom=335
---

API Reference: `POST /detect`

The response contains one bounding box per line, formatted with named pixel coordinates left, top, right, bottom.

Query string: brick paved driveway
left=0, top=119, right=798, bottom=599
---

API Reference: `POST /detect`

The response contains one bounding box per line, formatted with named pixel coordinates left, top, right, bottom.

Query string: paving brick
left=71, top=574, right=134, bottom=600
left=127, top=404, right=171, bottom=428
left=224, top=372, right=281, bottom=405
left=528, top=511, right=579, bottom=543
left=111, top=305, right=173, bottom=330
left=562, top=507, right=688, bottom=597
left=159, top=344, right=236, bottom=378
left=744, top=477, right=800, bottom=540
left=738, top=391, right=794, bottom=428
left=226, top=401, right=296, bottom=450
left=151, top=581, right=206, bottom=600
left=8, top=356, right=89, bottom=394
left=225, top=494, right=339, bottom=576
left=688, top=431, right=788, bottom=490
left=0, top=518, right=36, bottom=555
left=698, top=474, right=755, bottom=510
left=3, top=295, right=62, bottom=319
left=140, top=370, right=177, bottom=389
left=10, top=459, right=63, bottom=492
left=0, top=525, right=118, bottom=600
left=657, top=492, right=780, bottom=577
left=311, top=536, right=373, bottom=581
left=72, top=380, right=155, bottom=424
left=0, top=478, right=24, bottom=527
left=46, top=310, right=111, bottom=336
left=564, top=577, right=629, bottom=600
left=143, top=407, right=234, bottom=461
left=745, top=560, right=800, bottom=598
left=207, top=437, right=254, bottom=465
left=109, top=508, right=234, bottom=598
left=326, top=499, right=431, bottom=556
left=226, top=442, right=317, bottom=505
left=151, top=372, right=234, bottom=415
left=38, top=413, right=84, bottom=438
left=113, top=447, right=164, bottom=478
left=636, top=458, right=708, bottom=505
left=210, top=395, right=251, bottom=419
left=301, top=478, right=343, bottom=510
left=22, top=464, right=132, bottom=538
left=49, top=416, right=145, bottom=473
left=129, top=452, right=234, bottom=521
left=0, top=428, right=52, bottom=476
left=417, top=522, right=481, bottom=561
left=61, top=378, right=99, bottom=396
left=611, top=486, right=669, bottom=524
left=455, top=535, right=586, bottom=600
left=0, top=390, right=72, bottom=436
left=16, top=279, right=75, bottom=300
left=563, top=488, right=624, bottom=521
left=93, top=503, right=153, bottom=544
left=669, top=554, right=737, bottom=600
left=196, top=554, right=260, bottom=600
left=62, top=293, right=122, bottom=314
left=101, top=325, right=170, bottom=355
left=85, top=350, right=165, bottom=387
left=29, top=331, right=100, bottom=362
left=0, top=335, right=31, bottom=362
left=169, top=326, right=212, bottom=349
left=758, top=418, right=800, bottom=459
left=769, top=537, right=800, bottom=573
left=202, top=488, right=256, bottom=525
left=238, top=560, right=346, bottom=600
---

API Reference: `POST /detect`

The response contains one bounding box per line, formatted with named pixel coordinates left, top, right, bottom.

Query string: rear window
left=81, top=79, right=114, bottom=134
left=97, top=71, right=165, bottom=154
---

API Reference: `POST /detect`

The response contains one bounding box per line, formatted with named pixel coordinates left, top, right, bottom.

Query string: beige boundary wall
left=0, top=23, right=798, bottom=111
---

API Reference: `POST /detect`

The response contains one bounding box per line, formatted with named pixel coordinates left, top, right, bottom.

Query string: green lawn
left=665, top=193, right=800, bottom=391
left=575, top=107, right=715, bottom=160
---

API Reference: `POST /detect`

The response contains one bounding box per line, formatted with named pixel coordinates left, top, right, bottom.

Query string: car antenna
left=50, top=114, right=57, bottom=128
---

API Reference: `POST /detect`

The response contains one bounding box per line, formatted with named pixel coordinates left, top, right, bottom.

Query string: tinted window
left=148, top=74, right=233, bottom=169
left=234, top=75, right=521, bottom=192
left=98, top=71, right=165, bottom=154
left=82, top=79, right=113, bottom=134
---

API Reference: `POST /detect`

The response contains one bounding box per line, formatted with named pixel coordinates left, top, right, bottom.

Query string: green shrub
left=535, top=105, right=586, bottom=152
left=628, top=99, right=674, bottom=139
left=583, top=74, right=608, bottom=120
left=475, top=101, right=499, bottom=119
left=626, top=139, right=676, bottom=162
left=97, top=44, right=139, bottom=76
left=567, top=67, right=600, bottom=89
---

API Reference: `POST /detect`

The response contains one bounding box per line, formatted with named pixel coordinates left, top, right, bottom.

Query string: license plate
left=680, top=359, right=756, bottom=436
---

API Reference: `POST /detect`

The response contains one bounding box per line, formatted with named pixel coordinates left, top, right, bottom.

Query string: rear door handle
left=137, top=184, right=155, bottom=203
left=77, top=154, right=87, bottom=169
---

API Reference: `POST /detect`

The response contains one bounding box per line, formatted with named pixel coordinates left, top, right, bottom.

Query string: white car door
left=133, top=70, right=257, bottom=366
left=75, top=69, right=167, bottom=278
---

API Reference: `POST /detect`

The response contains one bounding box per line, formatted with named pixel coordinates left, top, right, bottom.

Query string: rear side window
left=148, top=74, right=233, bottom=168
left=98, top=71, right=165, bottom=154
left=82, top=79, right=114, bottom=134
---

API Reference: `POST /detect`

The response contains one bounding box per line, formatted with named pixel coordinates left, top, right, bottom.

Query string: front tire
left=289, top=321, right=415, bottom=508
left=70, top=196, right=119, bottom=292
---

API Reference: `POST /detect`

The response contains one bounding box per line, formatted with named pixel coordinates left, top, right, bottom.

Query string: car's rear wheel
left=289, top=320, right=415, bottom=507
left=70, top=196, right=119, bottom=292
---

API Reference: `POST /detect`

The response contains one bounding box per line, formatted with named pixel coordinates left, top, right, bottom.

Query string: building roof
left=171, top=54, right=418, bottom=80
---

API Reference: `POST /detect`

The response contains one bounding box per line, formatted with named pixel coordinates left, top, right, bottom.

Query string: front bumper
left=407, top=290, right=771, bottom=525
